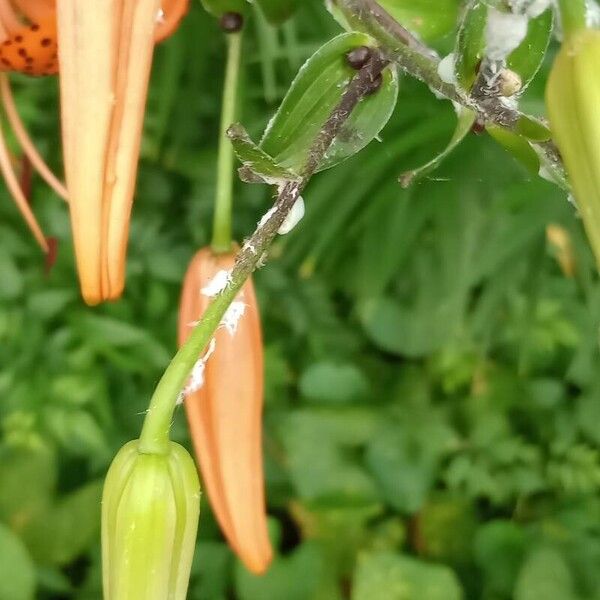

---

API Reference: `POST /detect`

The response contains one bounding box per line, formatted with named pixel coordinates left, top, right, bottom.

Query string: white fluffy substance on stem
left=221, top=300, right=247, bottom=336
left=201, top=269, right=232, bottom=297
left=486, top=8, right=529, bottom=61
left=278, top=196, right=305, bottom=234
left=177, top=338, right=217, bottom=403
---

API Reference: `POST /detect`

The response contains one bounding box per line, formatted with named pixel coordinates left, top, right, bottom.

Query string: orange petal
left=0, top=17, right=58, bottom=75
left=0, top=73, right=67, bottom=198
left=155, top=0, right=189, bottom=42
left=178, top=248, right=273, bottom=575
left=10, top=0, right=55, bottom=23
left=0, top=114, right=48, bottom=252
left=57, top=0, right=160, bottom=304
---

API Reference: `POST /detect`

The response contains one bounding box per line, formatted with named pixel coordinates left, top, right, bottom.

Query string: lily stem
left=211, top=30, right=243, bottom=254
left=137, top=52, right=388, bottom=456
left=558, top=0, right=587, bottom=38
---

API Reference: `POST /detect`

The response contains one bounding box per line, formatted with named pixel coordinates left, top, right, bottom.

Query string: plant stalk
left=138, top=52, right=389, bottom=456
left=212, top=30, right=244, bottom=253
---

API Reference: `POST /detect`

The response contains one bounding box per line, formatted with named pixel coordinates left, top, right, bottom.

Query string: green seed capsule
left=102, top=440, right=200, bottom=600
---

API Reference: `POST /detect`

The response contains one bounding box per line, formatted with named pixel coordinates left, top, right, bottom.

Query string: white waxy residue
left=221, top=300, right=247, bottom=336
left=177, top=338, right=217, bottom=403
left=201, top=270, right=232, bottom=297
left=486, top=8, right=529, bottom=61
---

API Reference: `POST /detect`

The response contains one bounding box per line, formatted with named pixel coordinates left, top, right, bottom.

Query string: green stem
left=558, top=0, right=587, bottom=38
left=211, top=31, right=243, bottom=253
left=137, top=53, right=388, bottom=456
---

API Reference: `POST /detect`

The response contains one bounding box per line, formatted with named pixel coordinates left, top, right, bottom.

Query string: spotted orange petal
left=0, top=17, right=57, bottom=75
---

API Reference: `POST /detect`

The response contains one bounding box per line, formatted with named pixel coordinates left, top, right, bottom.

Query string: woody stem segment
left=138, top=51, right=389, bottom=455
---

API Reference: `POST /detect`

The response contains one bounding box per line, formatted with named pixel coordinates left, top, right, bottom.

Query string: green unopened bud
left=102, top=440, right=200, bottom=600
left=546, top=28, right=600, bottom=266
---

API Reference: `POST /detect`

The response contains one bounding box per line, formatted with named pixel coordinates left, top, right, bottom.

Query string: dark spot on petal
left=15, top=35, right=23, bottom=42
left=41, top=37, right=51, bottom=47
left=30, top=24, right=40, bottom=32
left=18, top=48, right=27, bottom=57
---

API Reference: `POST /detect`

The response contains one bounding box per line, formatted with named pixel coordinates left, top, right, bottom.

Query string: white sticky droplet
left=437, top=53, right=456, bottom=85
left=278, top=197, right=305, bottom=235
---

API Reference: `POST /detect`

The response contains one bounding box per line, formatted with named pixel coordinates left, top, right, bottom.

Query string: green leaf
left=486, top=125, right=540, bottom=175
left=376, top=0, right=461, bottom=41
left=255, top=0, right=298, bottom=25
left=279, top=409, right=379, bottom=503
left=514, top=547, right=579, bottom=600
left=352, top=552, right=463, bottom=600
left=516, top=114, right=552, bottom=142
left=474, top=520, right=527, bottom=597
left=299, top=362, right=369, bottom=403
left=0, top=445, right=56, bottom=531
left=366, top=422, right=455, bottom=513
left=400, top=108, right=476, bottom=187
left=454, top=0, right=488, bottom=90
left=507, top=9, right=553, bottom=92
left=236, top=542, right=335, bottom=600
left=21, top=481, right=103, bottom=566
left=227, top=123, right=300, bottom=185
left=199, top=0, right=247, bottom=18
left=260, top=33, right=399, bottom=173
left=0, top=523, right=36, bottom=600
left=358, top=295, right=459, bottom=358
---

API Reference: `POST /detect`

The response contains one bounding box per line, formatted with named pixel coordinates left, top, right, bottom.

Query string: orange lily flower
left=57, top=0, right=188, bottom=304
left=178, top=247, right=273, bottom=575
left=0, top=0, right=187, bottom=275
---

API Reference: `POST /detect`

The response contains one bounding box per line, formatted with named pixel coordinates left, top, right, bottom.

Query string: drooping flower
left=178, top=247, right=273, bottom=574
left=57, top=0, right=189, bottom=304
left=0, top=0, right=188, bottom=272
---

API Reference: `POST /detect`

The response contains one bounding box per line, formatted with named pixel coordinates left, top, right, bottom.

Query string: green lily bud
left=546, top=28, right=600, bottom=266
left=102, top=440, right=200, bottom=600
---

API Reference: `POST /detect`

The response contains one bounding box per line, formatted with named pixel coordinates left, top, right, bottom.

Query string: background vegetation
left=1, top=1, right=600, bottom=598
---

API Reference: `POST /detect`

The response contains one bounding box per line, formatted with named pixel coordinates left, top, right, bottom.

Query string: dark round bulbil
left=220, top=11, right=244, bottom=33
left=346, top=45, right=372, bottom=70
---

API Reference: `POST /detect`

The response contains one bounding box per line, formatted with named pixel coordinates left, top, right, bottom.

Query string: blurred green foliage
left=1, top=1, right=600, bottom=599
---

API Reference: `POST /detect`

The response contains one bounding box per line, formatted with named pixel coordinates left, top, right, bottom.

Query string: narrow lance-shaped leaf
left=199, top=0, right=247, bottom=17
left=260, top=32, right=399, bottom=174
left=400, top=108, right=476, bottom=188
left=227, top=123, right=301, bottom=185
left=507, top=8, right=553, bottom=93
left=486, top=124, right=540, bottom=175
left=255, top=0, right=298, bottom=25
left=454, top=0, right=488, bottom=90
left=376, top=0, right=461, bottom=41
